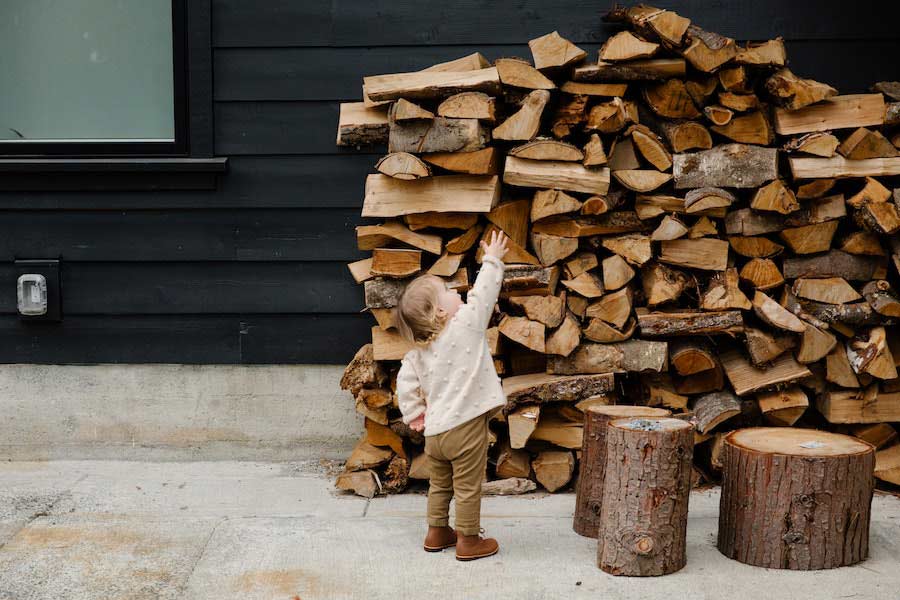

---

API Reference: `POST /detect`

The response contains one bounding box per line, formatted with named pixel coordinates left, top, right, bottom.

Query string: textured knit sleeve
left=454, top=254, right=505, bottom=331
left=396, top=351, right=426, bottom=424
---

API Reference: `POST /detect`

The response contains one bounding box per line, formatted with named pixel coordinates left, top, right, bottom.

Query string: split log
left=735, top=39, right=786, bottom=67
left=370, top=249, right=421, bottom=278
left=750, top=179, right=799, bottom=214
left=532, top=232, right=579, bottom=266
left=847, top=326, right=897, bottom=380
left=550, top=93, right=588, bottom=137
left=642, top=79, right=701, bottom=119
left=437, top=92, right=497, bottom=121
left=701, top=268, right=751, bottom=310
left=603, top=254, right=636, bottom=290
left=501, top=264, right=559, bottom=297
left=764, top=68, right=838, bottom=110
left=600, top=30, right=660, bottom=62
left=789, top=155, right=900, bottom=179
left=856, top=201, right=900, bottom=235
left=347, top=258, right=374, bottom=284
left=502, top=372, right=615, bottom=410
left=364, top=67, right=501, bottom=102
left=503, top=156, right=610, bottom=195
left=562, top=82, right=628, bottom=97
left=818, top=387, right=900, bottom=424
left=340, top=343, right=388, bottom=395
left=574, top=58, right=686, bottom=82
left=673, top=144, right=778, bottom=189
left=637, top=309, right=743, bottom=337
left=718, top=91, right=760, bottom=112
left=389, top=117, right=489, bottom=153
left=744, top=327, right=795, bottom=366
left=711, top=110, right=773, bottom=145
left=659, top=238, right=729, bottom=271
left=336, top=102, right=389, bottom=146
left=797, top=319, right=837, bottom=364
left=757, top=386, right=808, bottom=426
left=421, top=147, right=501, bottom=175
left=728, top=236, right=783, bottom=258
left=510, top=295, right=565, bottom=328
left=510, top=139, right=584, bottom=162
left=773, top=93, right=885, bottom=135
left=613, top=169, right=672, bottom=192
left=406, top=212, right=478, bottom=231
left=718, top=428, right=873, bottom=570
left=532, top=450, right=574, bottom=493
left=602, top=234, right=653, bottom=266
left=875, top=444, right=900, bottom=486
left=598, top=418, right=693, bottom=576
left=499, top=315, right=546, bottom=353
left=495, top=440, right=531, bottom=478
left=445, top=223, right=484, bottom=253
left=561, top=271, right=604, bottom=298
left=837, top=127, right=899, bottom=160
left=628, top=124, right=672, bottom=171
left=852, top=423, right=898, bottom=449
left=390, top=98, right=434, bottom=121
left=721, top=350, right=812, bottom=396
left=689, top=217, right=718, bottom=238
left=684, top=187, right=735, bottom=214
left=641, top=263, right=689, bottom=306
left=693, top=391, right=741, bottom=433
left=371, top=326, right=413, bottom=361
left=753, top=291, right=806, bottom=333
left=336, top=470, right=379, bottom=498
left=573, top=406, right=671, bottom=538
left=740, top=258, right=784, bottom=290
left=482, top=477, right=537, bottom=496
left=848, top=177, right=892, bottom=208
left=583, top=134, right=608, bottom=166
left=784, top=132, right=839, bottom=157
left=608, top=137, right=641, bottom=170
left=531, top=189, right=582, bottom=222
left=680, top=25, right=736, bottom=72
left=779, top=221, right=839, bottom=255
left=528, top=30, right=588, bottom=70
left=670, top=339, right=717, bottom=376
left=495, top=58, right=556, bottom=90
left=357, top=222, right=443, bottom=254
left=651, top=215, right=688, bottom=241
left=586, top=287, right=633, bottom=328
left=862, top=280, right=900, bottom=317
left=508, top=404, right=541, bottom=449
left=783, top=250, right=884, bottom=281
left=545, top=311, right=582, bottom=357
left=493, top=89, right=551, bottom=141
left=826, top=345, right=862, bottom=388
left=565, top=252, right=599, bottom=278
left=660, top=120, right=713, bottom=152
left=841, top=232, right=886, bottom=257
left=362, top=174, right=499, bottom=218
left=793, top=278, right=861, bottom=304
left=531, top=212, right=643, bottom=237
left=586, top=98, right=629, bottom=133
left=547, top=340, right=668, bottom=374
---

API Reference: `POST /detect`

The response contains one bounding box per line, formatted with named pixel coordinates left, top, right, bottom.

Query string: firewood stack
left=334, top=4, right=900, bottom=498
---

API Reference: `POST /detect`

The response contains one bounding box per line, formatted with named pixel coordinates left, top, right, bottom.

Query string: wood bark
left=573, top=406, right=670, bottom=538
left=718, top=428, right=874, bottom=570
left=598, top=418, right=694, bottom=576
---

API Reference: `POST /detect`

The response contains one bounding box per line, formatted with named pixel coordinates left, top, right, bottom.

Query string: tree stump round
left=573, top=406, right=671, bottom=538
left=718, top=427, right=875, bottom=570
left=597, top=417, right=693, bottom=576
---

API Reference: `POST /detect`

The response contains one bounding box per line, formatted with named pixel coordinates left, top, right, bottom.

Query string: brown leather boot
left=423, top=526, right=457, bottom=552
left=455, top=530, right=499, bottom=561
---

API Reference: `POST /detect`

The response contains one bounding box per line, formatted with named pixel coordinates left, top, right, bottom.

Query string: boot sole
left=423, top=543, right=457, bottom=552
left=455, top=547, right=499, bottom=561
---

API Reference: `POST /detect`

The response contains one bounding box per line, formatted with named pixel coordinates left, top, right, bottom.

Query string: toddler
left=395, top=230, right=509, bottom=561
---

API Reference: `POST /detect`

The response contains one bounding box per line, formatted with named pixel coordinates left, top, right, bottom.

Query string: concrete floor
left=1, top=461, right=899, bottom=600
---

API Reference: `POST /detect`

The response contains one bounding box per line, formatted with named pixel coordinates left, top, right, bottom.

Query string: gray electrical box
left=14, top=260, right=61, bottom=321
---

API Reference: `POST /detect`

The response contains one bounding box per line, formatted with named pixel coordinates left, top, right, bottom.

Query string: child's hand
left=480, top=230, right=509, bottom=261
left=409, top=413, right=425, bottom=432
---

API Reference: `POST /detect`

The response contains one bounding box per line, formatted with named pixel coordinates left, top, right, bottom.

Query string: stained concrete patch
left=0, top=514, right=217, bottom=600
left=181, top=495, right=900, bottom=600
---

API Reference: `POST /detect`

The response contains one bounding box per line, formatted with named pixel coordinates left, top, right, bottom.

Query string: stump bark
left=573, top=406, right=671, bottom=538
left=718, top=427, right=875, bottom=570
left=597, top=417, right=693, bottom=576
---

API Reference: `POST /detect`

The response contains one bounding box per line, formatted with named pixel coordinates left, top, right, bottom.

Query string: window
left=0, top=0, right=187, bottom=156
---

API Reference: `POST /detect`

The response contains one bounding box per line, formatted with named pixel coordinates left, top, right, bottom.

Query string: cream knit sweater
left=396, top=254, right=506, bottom=436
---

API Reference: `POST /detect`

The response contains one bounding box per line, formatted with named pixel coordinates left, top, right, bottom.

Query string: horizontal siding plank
left=0, top=313, right=371, bottom=364
left=0, top=262, right=365, bottom=315
left=239, top=313, right=372, bottom=363
left=0, top=156, right=374, bottom=210
left=215, top=40, right=900, bottom=102
left=215, top=102, right=384, bottom=156
left=213, top=0, right=900, bottom=47
left=0, top=209, right=367, bottom=261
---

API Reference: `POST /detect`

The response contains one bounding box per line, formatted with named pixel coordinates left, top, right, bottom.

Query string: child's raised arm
left=455, top=230, right=508, bottom=331
left=396, top=351, right=426, bottom=425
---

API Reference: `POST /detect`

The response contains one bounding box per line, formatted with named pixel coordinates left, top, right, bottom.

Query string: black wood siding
left=0, top=0, right=898, bottom=364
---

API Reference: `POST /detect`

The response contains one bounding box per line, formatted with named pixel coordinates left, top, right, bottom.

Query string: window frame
left=0, top=0, right=190, bottom=158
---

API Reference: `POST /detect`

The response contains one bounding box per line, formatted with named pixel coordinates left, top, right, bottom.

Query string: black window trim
left=0, top=0, right=190, bottom=158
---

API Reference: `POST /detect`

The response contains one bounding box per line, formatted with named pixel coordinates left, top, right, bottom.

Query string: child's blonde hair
left=396, top=274, right=449, bottom=346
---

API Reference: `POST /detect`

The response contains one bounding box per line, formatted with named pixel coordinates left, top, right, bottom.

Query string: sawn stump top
left=727, top=427, right=874, bottom=457
left=585, top=405, right=671, bottom=418
left=609, top=416, right=693, bottom=432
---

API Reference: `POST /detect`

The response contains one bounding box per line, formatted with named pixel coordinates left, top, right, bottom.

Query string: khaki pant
left=424, top=410, right=493, bottom=536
